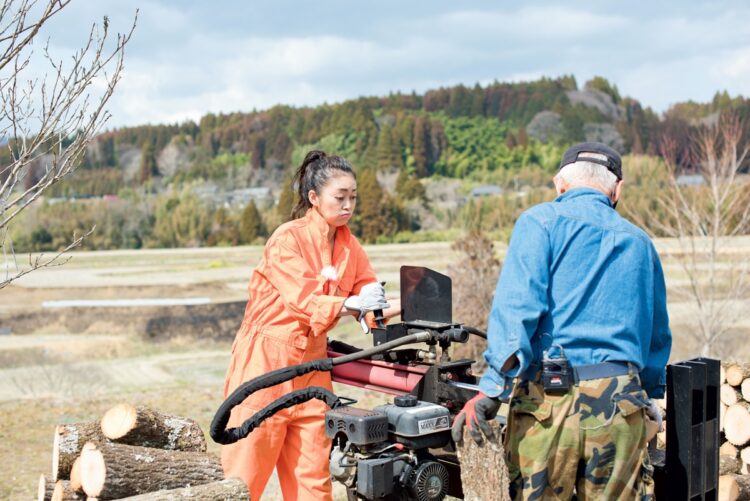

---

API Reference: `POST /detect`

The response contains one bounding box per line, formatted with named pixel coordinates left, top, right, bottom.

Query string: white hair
left=555, top=152, right=618, bottom=195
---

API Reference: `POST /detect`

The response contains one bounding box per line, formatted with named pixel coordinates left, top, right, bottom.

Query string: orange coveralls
left=222, top=208, right=377, bottom=500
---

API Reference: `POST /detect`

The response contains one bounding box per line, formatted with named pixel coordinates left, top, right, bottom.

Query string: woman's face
left=309, top=173, right=357, bottom=228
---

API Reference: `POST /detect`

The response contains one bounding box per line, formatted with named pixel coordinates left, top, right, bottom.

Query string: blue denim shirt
left=478, top=188, right=672, bottom=399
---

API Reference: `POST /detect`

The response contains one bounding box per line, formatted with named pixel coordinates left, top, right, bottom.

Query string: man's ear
left=612, top=180, right=623, bottom=204
left=553, top=176, right=567, bottom=195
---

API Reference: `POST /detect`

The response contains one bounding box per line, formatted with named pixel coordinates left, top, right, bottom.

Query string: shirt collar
left=555, top=187, right=613, bottom=208
left=304, top=208, right=351, bottom=243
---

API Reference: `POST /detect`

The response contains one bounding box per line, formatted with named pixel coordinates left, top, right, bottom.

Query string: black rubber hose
left=212, top=387, right=342, bottom=444
left=464, top=326, right=487, bottom=339
left=210, top=331, right=432, bottom=444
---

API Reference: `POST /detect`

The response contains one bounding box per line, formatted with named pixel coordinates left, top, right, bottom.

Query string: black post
left=661, top=357, right=720, bottom=501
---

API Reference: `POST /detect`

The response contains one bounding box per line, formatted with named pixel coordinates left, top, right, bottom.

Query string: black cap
left=559, top=142, right=622, bottom=180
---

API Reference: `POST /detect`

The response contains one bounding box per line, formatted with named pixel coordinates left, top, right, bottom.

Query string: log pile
left=35, top=403, right=249, bottom=500
left=718, top=362, right=750, bottom=501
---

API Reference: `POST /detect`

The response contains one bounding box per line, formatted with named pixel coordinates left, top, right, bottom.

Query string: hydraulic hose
left=210, top=331, right=432, bottom=445
left=464, top=326, right=487, bottom=339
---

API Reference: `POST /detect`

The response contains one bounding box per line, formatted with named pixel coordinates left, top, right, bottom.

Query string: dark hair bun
left=303, top=150, right=327, bottom=165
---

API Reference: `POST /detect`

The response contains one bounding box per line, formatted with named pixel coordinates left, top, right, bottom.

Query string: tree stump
left=52, top=422, right=106, bottom=481
left=79, top=441, right=223, bottom=499
left=52, top=480, right=84, bottom=501
left=726, top=363, right=750, bottom=387
left=115, top=478, right=249, bottom=500
left=38, top=474, right=54, bottom=501
left=724, top=403, right=750, bottom=446
left=455, top=420, right=510, bottom=501
left=100, top=403, right=207, bottom=452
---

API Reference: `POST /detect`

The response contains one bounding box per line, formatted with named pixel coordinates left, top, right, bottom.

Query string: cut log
left=38, top=474, right=54, bottom=501
left=742, top=378, right=750, bottom=402
left=100, top=403, right=206, bottom=452
left=726, top=363, right=750, bottom=387
left=720, top=455, right=742, bottom=475
left=721, top=365, right=727, bottom=384
left=69, top=455, right=83, bottom=493
left=719, top=473, right=750, bottom=501
left=79, top=441, right=223, bottom=499
left=721, top=442, right=739, bottom=458
left=722, top=384, right=742, bottom=406
left=114, top=478, right=249, bottom=500
left=52, top=480, right=84, bottom=501
left=722, top=403, right=728, bottom=432
left=456, top=420, right=510, bottom=501
left=724, top=403, right=750, bottom=446
left=741, top=447, right=750, bottom=468
left=52, top=422, right=106, bottom=481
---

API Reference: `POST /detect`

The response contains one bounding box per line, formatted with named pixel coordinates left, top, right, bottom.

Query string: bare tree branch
left=0, top=1, right=136, bottom=287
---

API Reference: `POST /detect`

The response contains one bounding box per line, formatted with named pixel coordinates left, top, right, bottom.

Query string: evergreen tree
left=413, top=117, right=429, bottom=178
left=355, top=168, right=396, bottom=242
left=139, top=141, right=158, bottom=183
left=276, top=176, right=295, bottom=222
left=240, top=200, right=266, bottom=243
left=376, top=125, right=402, bottom=170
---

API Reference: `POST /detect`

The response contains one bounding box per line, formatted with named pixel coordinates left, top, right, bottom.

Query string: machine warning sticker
left=417, top=416, right=450, bottom=434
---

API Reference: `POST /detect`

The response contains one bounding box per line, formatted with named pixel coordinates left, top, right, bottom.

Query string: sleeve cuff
left=479, top=366, right=513, bottom=399
left=309, top=296, right=347, bottom=336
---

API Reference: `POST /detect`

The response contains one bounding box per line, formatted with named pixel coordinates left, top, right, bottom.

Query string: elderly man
left=452, top=142, right=671, bottom=500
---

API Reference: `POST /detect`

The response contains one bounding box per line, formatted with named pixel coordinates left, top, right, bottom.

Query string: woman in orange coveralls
left=222, top=150, right=400, bottom=500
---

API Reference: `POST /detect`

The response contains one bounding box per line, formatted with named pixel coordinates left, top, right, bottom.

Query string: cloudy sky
left=32, top=0, right=750, bottom=128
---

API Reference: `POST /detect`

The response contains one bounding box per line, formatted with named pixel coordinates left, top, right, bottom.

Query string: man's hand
left=451, top=392, right=501, bottom=446
left=645, top=399, right=663, bottom=432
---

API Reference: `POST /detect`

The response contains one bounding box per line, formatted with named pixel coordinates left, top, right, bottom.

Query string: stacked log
left=719, top=361, right=750, bottom=501
left=35, top=403, right=249, bottom=500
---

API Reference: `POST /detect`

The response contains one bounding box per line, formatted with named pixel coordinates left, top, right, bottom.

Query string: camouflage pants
left=505, top=373, right=655, bottom=500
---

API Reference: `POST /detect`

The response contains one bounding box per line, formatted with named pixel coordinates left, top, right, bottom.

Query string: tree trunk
left=114, top=478, right=249, bottom=500
left=719, top=473, right=750, bottom=501
left=79, top=441, right=223, bottom=499
left=38, top=474, right=54, bottom=501
left=720, top=455, right=742, bottom=475
left=724, top=403, right=750, bottom=446
left=455, top=420, right=510, bottom=501
left=52, top=480, right=84, bottom=501
left=52, top=422, right=106, bottom=481
left=726, top=363, right=750, bottom=387
left=722, top=384, right=742, bottom=406
left=100, top=404, right=206, bottom=452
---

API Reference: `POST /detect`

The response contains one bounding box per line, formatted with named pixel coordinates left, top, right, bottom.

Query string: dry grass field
left=2, top=238, right=749, bottom=500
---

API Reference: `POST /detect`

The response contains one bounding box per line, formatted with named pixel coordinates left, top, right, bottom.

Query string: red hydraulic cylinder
left=328, top=349, right=428, bottom=396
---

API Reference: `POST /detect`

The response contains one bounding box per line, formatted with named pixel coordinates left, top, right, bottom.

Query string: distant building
left=676, top=174, right=704, bottom=186
left=471, top=185, right=503, bottom=198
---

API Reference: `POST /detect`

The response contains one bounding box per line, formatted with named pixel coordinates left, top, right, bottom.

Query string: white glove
left=344, top=282, right=389, bottom=333
left=344, top=282, right=389, bottom=313
left=645, top=399, right=663, bottom=432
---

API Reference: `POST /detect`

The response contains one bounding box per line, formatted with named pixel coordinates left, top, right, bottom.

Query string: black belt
left=521, top=361, right=635, bottom=384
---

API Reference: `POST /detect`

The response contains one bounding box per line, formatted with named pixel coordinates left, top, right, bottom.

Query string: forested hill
left=11, top=75, right=750, bottom=251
